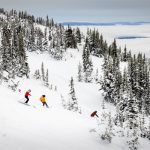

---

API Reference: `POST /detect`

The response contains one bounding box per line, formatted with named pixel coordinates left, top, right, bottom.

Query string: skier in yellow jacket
left=40, top=95, right=49, bottom=108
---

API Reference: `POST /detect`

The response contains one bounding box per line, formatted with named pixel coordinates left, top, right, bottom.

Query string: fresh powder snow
left=1, top=11, right=150, bottom=150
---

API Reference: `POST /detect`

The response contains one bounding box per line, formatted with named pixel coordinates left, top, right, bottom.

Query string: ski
left=18, top=101, right=36, bottom=108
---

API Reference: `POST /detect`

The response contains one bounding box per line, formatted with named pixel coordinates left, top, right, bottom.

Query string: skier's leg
left=45, top=102, right=49, bottom=108
left=25, top=96, right=29, bottom=103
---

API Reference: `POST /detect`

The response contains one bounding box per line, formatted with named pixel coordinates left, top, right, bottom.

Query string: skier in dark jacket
left=91, top=111, right=99, bottom=118
left=25, top=89, right=31, bottom=103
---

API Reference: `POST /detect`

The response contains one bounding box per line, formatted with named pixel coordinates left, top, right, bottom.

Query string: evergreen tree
left=94, top=68, right=99, bottom=83
left=122, top=46, right=127, bottom=62
left=115, top=91, right=128, bottom=127
left=103, top=40, right=108, bottom=56
left=144, top=70, right=150, bottom=115
left=84, top=58, right=93, bottom=83
left=125, top=91, right=139, bottom=150
left=75, top=27, right=81, bottom=43
left=28, top=23, right=35, bottom=51
left=18, top=31, right=26, bottom=63
left=82, top=38, right=93, bottom=82
left=111, top=39, right=117, bottom=58
left=45, top=69, right=49, bottom=87
left=34, top=69, right=41, bottom=79
left=101, top=55, right=116, bottom=103
left=0, top=63, right=3, bottom=83
left=122, top=68, right=128, bottom=92
left=46, top=15, right=50, bottom=27
left=68, top=77, right=78, bottom=111
left=113, top=69, right=122, bottom=105
left=52, top=45, right=64, bottom=60
left=61, top=94, right=66, bottom=109
left=77, top=62, right=83, bottom=82
left=50, top=18, right=54, bottom=28
left=1, top=25, right=12, bottom=74
left=65, top=26, right=77, bottom=49
left=49, top=25, right=65, bottom=60
left=82, top=38, right=90, bottom=72
left=146, top=118, right=150, bottom=140
left=37, top=28, right=43, bottom=51
left=17, top=31, right=28, bottom=77
left=101, top=112, right=113, bottom=143
left=41, top=62, right=45, bottom=81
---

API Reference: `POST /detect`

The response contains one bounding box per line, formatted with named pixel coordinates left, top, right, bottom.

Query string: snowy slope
left=0, top=49, right=103, bottom=150
left=0, top=85, right=99, bottom=150
left=1, top=48, right=150, bottom=150
left=0, top=85, right=122, bottom=150
left=1, top=18, right=150, bottom=149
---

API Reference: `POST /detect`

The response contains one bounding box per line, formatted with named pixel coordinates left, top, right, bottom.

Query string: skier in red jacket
left=91, top=111, right=99, bottom=118
left=25, top=89, right=31, bottom=103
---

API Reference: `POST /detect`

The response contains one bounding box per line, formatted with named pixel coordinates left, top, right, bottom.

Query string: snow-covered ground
left=1, top=48, right=150, bottom=150
left=0, top=49, right=106, bottom=150
left=1, top=24, right=150, bottom=150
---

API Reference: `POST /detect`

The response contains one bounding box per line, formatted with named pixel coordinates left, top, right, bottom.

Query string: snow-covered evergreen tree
left=77, top=62, right=83, bottom=82
left=68, top=77, right=78, bottom=112
left=101, top=55, right=115, bottom=103
left=101, top=112, right=113, bottom=143
left=75, top=27, right=81, bottom=43
left=0, top=63, right=3, bottom=84
left=94, top=68, right=99, bottom=83
left=45, top=69, right=49, bottom=87
left=1, top=25, right=12, bottom=76
left=61, top=94, right=66, bottom=109
left=28, top=23, right=35, bottom=51
left=125, top=91, right=139, bottom=150
left=65, top=26, right=77, bottom=49
left=82, top=38, right=93, bottom=82
left=34, top=69, right=41, bottom=80
left=41, top=62, right=45, bottom=81
left=49, top=24, right=65, bottom=60
left=84, top=59, right=93, bottom=83
left=122, top=45, right=127, bottom=62
left=37, top=28, right=43, bottom=51
left=17, top=31, right=29, bottom=77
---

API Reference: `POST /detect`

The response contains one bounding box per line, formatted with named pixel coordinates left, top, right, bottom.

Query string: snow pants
left=25, top=96, right=29, bottom=103
left=42, top=102, right=49, bottom=108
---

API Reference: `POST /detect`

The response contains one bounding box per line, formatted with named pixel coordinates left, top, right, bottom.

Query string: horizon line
left=62, top=21, right=150, bottom=26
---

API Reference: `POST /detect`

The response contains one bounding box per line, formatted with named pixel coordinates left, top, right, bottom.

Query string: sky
left=0, top=0, right=150, bottom=23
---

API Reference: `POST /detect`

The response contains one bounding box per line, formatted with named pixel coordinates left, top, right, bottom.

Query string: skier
left=40, top=95, right=49, bottom=108
left=24, top=89, right=31, bottom=103
left=91, top=111, right=99, bottom=118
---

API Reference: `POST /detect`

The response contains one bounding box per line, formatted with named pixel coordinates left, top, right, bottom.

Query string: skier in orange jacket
left=40, top=95, right=49, bottom=108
